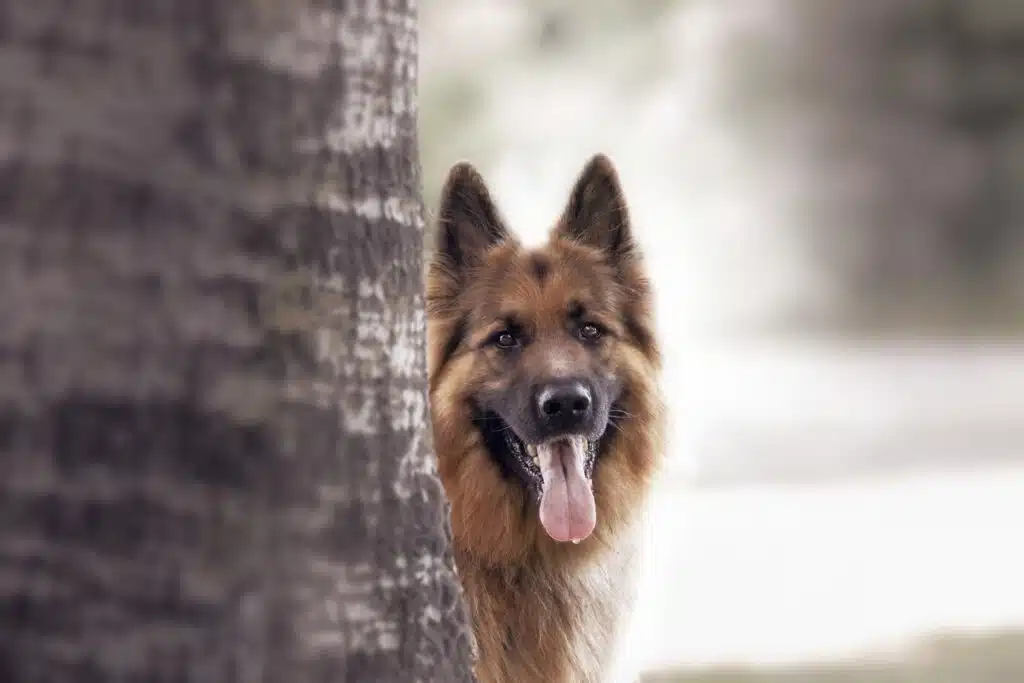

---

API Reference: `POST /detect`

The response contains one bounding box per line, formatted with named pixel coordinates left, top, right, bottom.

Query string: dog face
left=427, top=154, right=663, bottom=560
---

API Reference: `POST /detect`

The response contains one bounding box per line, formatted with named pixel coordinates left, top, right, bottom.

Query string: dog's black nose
left=535, top=380, right=593, bottom=433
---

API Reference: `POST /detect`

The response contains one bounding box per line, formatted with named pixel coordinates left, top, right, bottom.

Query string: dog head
left=427, top=154, right=663, bottom=564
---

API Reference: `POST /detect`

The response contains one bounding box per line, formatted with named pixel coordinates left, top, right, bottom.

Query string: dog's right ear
left=434, top=162, right=509, bottom=274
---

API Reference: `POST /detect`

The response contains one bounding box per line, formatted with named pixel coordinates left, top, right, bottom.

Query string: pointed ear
left=554, top=153, right=634, bottom=260
left=433, top=161, right=509, bottom=274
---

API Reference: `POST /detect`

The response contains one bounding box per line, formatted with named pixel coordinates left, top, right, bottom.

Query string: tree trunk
left=0, top=1, right=475, bottom=681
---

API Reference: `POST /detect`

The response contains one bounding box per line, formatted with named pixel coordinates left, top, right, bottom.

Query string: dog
left=426, top=153, right=664, bottom=683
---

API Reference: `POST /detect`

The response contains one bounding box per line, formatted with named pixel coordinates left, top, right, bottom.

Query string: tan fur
left=427, top=155, right=665, bottom=683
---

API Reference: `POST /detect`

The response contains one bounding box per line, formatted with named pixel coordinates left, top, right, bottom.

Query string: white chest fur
left=561, top=531, right=642, bottom=683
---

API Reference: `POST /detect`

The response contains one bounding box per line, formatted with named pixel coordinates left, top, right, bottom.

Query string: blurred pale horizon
left=420, top=1, right=1024, bottom=680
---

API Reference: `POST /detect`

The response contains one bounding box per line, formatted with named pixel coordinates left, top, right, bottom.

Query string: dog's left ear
left=554, top=153, right=635, bottom=263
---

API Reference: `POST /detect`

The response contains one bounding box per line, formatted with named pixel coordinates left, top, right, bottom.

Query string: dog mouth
left=529, top=437, right=598, bottom=544
left=475, top=412, right=600, bottom=544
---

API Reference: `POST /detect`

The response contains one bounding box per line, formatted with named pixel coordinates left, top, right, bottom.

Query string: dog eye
left=493, top=331, right=519, bottom=349
left=579, top=323, right=602, bottom=341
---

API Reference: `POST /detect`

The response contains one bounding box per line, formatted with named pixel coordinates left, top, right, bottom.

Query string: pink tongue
left=537, top=440, right=597, bottom=543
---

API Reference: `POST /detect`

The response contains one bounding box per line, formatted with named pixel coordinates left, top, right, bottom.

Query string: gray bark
left=0, top=0, right=475, bottom=681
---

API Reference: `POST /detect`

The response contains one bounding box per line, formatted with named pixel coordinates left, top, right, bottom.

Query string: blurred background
left=420, top=1, right=1024, bottom=681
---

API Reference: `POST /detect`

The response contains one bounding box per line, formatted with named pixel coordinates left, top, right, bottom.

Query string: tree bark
left=0, top=1, right=475, bottom=681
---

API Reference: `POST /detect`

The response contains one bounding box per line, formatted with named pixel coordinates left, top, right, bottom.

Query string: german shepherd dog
left=426, top=154, right=664, bottom=683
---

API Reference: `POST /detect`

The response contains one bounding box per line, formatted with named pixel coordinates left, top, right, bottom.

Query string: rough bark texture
left=0, top=0, right=475, bottom=681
